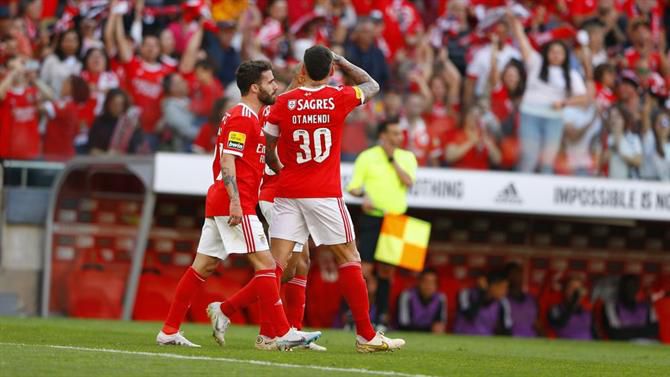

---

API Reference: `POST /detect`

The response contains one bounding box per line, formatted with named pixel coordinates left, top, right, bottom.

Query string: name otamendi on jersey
left=287, top=97, right=336, bottom=124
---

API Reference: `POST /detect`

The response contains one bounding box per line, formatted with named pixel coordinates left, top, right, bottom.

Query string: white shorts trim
left=270, top=197, right=355, bottom=247
left=196, top=215, right=269, bottom=260
left=259, top=200, right=304, bottom=252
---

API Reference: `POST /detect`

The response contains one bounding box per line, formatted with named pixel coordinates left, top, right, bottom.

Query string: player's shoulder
left=325, top=85, right=355, bottom=93
left=226, top=103, right=259, bottom=120
left=276, top=87, right=303, bottom=100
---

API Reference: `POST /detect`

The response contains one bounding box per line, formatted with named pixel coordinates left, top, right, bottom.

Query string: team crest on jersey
left=287, top=99, right=297, bottom=110
left=227, top=131, right=246, bottom=151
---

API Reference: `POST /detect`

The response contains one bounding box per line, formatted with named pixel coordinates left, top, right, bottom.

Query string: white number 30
left=293, top=128, right=332, bottom=164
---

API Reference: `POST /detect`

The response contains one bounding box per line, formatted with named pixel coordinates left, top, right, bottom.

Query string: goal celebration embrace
left=157, top=45, right=405, bottom=353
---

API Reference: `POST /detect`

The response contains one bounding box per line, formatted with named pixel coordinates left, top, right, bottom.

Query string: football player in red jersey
left=263, top=45, right=405, bottom=352
left=257, top=107, right=326, bottom=351
left=157, top=60, right=320, bottom=350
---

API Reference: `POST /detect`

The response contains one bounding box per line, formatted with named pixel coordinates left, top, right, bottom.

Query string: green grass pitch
left=1, top=317, right=669, bottom=376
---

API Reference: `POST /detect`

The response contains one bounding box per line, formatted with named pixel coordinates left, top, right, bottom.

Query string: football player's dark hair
left=236, top=60, right=273, bottom=96
left=303, top=45, right=333, bottom=81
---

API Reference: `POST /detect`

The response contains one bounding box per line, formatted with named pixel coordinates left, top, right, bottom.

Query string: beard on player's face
left=258, top=86, right=277, bottom=105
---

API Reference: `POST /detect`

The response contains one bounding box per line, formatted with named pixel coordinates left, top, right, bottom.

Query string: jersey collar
left=240, top=102, right=259, bottom=119
left=299, top=85, right=326, bottom=92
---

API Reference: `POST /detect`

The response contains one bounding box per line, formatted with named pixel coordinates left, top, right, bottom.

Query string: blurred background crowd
left=1, top=0, right=670, bottom=180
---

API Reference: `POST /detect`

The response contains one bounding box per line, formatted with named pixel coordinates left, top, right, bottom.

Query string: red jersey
left=259, top=166, right=280, bottom=202
left=264, top=85, right=364, bottom=198
left=123, top=57, right=174, bottom=133
left=43, top=98, right=80, bottom=160
left=445, top=130, right=491, bottom=170
left=81, top=70, right=121, bottom=115
left=259, top=105, right=279, bottom=203
left=624, top=48, right=662, bottom=73
left=189, top=78, right=225, bottom=118
left=595, top=83, right=616, bottom=109
left=490, top=84, right=513, bottom=122
left=0, top=87, right=40, bottom=159
left=205, top=103, right=266, bottom=217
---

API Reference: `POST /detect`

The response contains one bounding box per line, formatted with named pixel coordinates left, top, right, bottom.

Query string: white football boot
left=207, top=302, right=231, bottom=346
left=255, top=335, right=278, bottom=351
left=275, top=328, right=322, bottom=351
left=156, top=331, right=201, bottom=347
left=355, top=331, right=405, bottom=353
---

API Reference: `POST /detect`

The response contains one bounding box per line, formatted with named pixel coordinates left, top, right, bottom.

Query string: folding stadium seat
left=438, top=277, right=465, bottom=332
left=655, top=298, right=670, bottom=344
left=132, top=268, right=178, bottom=321
left=304, top=266, right=342, bottom=328
left=67, top=262, right=126, bottom=319
left=189, top=273, right=247, bottom=324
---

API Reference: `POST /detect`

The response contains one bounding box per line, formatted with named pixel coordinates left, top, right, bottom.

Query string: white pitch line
left=0, top=342, right=439, bottom=377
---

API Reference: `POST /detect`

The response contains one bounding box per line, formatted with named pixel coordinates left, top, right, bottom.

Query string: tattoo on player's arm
left=335, top=55, right=380, bottom=101
left=222, top=167, right=240, bottom=203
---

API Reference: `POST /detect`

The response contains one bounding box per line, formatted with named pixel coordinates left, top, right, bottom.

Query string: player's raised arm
left=332, top=52, right=380, bottom=103
left=220, top=153, right=243, bottom=226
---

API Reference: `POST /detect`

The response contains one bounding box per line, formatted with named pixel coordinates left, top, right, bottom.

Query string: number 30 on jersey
left=293, top=128, right=332, bottom=164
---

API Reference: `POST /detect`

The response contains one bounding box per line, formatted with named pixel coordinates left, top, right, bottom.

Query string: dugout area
left=40, top=154, right=258, bottom=324
left=31, top=154, right=670, bottom=342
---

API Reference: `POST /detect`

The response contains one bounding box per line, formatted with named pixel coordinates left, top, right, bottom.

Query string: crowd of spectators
left=1, top=0, right=670, bottom=181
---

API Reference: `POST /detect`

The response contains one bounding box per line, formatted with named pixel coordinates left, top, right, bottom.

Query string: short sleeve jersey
left=264, top=85, right=364, bottom=198
left=205, top=103, right=266, bottom=217
left=123, top=57, right=174, bottom=133
left=0, top=87, right=40, bottom=159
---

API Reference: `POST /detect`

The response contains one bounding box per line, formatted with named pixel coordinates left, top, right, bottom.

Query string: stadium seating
left=655, top=298, right=670, bottom=344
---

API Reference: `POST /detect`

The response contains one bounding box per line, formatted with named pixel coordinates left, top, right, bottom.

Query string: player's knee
left=282, top=267, right=295, bottom=281
left=250, top=251, right=277, bottom=271
left=295, top=255, right=310, bottom=275
left=192, top=256, right=218, bottom=278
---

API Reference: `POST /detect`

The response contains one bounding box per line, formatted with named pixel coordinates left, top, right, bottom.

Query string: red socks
left=220, top=269, right=290, bottom=338
left=285, top=276, right=307, bottom=330
left=162, top=267, right=205, bottom=335
left=219, top=274, right=260, bottom=318
left=338, top=262, right=376, bottom=341
left=254, top=269, right=291, bottom=337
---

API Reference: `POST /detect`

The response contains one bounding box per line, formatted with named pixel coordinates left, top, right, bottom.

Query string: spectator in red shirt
left=0, top=56, right=49, bottom=159
left=81, top=47, right=120, bottom=115
left=444, top=106, right=502, bottom=170
left=399, top=93, right=441, bottom=166
left=43, top=75, right=91, bottom=160
left=189, top=60, right=224, bottom=122
left=192, top=97, right=229, bottom=154
left=488, top=57, right=526, bottom=170
left=623, top=20, right=668, bottom=76
left=594, top=63, right=618, bottom=109
left=108, top=1, right=175, bottom=148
